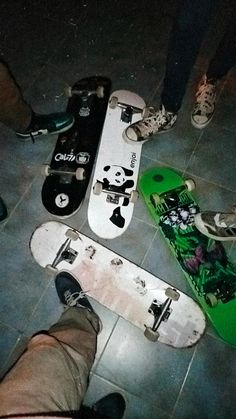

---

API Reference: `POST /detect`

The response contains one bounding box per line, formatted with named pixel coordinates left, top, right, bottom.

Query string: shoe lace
left=64, top=290, right=87, bottom=306
left=195, top=78, right=217, bottom=109
left=141, top=106, right=171, bottom=129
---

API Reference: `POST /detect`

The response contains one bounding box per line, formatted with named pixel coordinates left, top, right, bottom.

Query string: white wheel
left=144, top=327, right=159, bottom=342
left=42, top=164, right=50, bottom=177
left=96, top=86, right=104, bottom=98
left=75, top=167, right=85, bottom=181
left=185, top=179, right=195, bottom=191
left=64, top=86, right=73, bottom=97
left=65, top=228, right=79, bottom=241
left=93, top=181, right=103, bottom=195
left=141, top=107, right=149, bottom=118
left=205, top=292, right=218, bottom=307
left=165, top=287, right=180, bottom=301
left=130, top=190, right=139, bottom=203
left=109, top=96, right=118, bottom=109
left=45, top=264, right=58, bottom=276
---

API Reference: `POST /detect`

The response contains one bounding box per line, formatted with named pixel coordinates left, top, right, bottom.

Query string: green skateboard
left=138, top=166, right=236, bottom=346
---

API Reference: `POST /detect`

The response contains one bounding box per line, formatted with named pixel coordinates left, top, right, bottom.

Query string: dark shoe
left=92, top=393, right=126, bottom=419
left=55, top=271, right=94, bottom=311
left=15, top=112, right=74, bottom=140
left=0, top=196, right=7, bottom=222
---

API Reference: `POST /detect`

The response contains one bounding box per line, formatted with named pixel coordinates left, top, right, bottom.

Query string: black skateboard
left=41, top=76, right=111, bottom=218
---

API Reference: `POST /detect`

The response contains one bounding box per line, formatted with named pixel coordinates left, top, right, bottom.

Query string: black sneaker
left=55, top=271, right=94, bottom=311
left=0, top=196, right=7, bottom=222
left=92, top=393, right=126, bottom=419
left=15, top=112, right=74, bottom=141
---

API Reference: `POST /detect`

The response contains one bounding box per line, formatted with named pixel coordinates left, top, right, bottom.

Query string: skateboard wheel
left=42, top=164, right=50, bottom=177
left=75, top=167, right=85, bottom=181
left=45, top=264, right=58, bottom=276
left=96, top=86, right=104, bottom=98
left=93, top=181, right=103, bottom=195
left=184, top=179, right=195, bottom=191
left=64, top=86, right=73, bottom=98
left=109, top=96, right=118, bottom=109
left=151, top=193, right=161, bottom=205
left=165, top=287, right=180, bottom=301
left=142, top=107, right=149, bottom=118
left=144, top=326, right=160, bottom=342
left=130, top=190, right=139, bottom=203
left=65, top=229, right=79, bottom=241
left=205, top=292, right=218, bottom=307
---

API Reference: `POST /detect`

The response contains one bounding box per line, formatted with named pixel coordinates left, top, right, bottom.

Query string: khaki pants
left=0, top=307, right=99, bottom=416
left=0, top=60, right=32, bottom=131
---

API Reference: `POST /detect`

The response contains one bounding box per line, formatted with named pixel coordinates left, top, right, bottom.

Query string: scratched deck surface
left=88, top=90, right=145, bottom=239
left=30, top=221, right=206, bottom=348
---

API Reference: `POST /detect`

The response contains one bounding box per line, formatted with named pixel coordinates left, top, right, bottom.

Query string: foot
left=0, top=196, right=7, bottom=222
left=191, top=75, right=218, bottom=129
left=55, top=271, right=94, bottom=312
left=194, top=211, right=236, bottom=241
left=15, top=112, right=74, bottom=140
left=123, top=105, right=177, bottom=143
left=92, top=393, right=126, bottom=419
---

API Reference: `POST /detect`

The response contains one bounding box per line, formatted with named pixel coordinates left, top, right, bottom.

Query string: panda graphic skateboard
left=30, top=221, right=206, bottom=348
left=88, top=90, right=145, bottom=239
left=138, top=166, right=236, bottom=347
left=41, top=76, right=111, bottom=218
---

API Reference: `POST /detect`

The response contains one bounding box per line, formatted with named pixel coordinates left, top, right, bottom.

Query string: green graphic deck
left=138, top=167, right=236, bottom=346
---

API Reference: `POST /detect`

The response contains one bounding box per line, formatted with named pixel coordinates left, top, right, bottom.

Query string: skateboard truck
left=144, top=287, right=180, bottom=342
left=64, top=85, right=105, bottom=100
left=42, top=164, right=85, bottom=181
left=109, top=96, right=147, bottom=123
left=93, top=181, right=139, bottom=203
left=45, top=229, right=80, bottom=275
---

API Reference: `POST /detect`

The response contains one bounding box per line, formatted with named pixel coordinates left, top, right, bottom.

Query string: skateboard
left=87, top=90, right=145, bottom=239
left=138, top=166, right=236, bottom=346
left=41, top=76, right=111, bottom=218
left=30, top=221, right=206, bottom=348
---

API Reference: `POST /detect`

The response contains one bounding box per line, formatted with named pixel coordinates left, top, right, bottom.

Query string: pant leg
left=0, top=60, right=32, bottom=131
left=161, top=0, right=222, bottom=113
left=207, top=14, right=236, bottom=80
left=0, top=307, right=99, bottom=416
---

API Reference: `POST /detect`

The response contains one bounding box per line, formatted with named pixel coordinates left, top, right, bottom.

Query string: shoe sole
left=122, top=124, right=176, bottom=145
left=194, top=214, right=236, bottom=241
left=191, top=113, right=214, bottom=129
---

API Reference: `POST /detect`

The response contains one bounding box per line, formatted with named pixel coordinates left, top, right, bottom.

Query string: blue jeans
left=161, top=0, right=232, bottom=113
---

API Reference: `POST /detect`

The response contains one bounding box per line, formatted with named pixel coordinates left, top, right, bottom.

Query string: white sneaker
left=191, top=75, right=218, bottom=129
left=194, top=211, right=236, bottom=241
left=123, top=105, right=177, bottom=143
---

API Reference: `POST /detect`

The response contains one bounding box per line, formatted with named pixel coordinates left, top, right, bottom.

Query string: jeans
left=0, top=307, right=100, bottom=416
left=161, top=0, right=229, bottom=113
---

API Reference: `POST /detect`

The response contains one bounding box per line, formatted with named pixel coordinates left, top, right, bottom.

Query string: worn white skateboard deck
left=30, top=221, right=206, bottom=348
left=88, top=90, right=145, bottom=239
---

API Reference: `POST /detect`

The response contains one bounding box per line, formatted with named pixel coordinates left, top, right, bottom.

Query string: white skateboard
left=30, top=221, right=206, bottom=348
left=88, top=90, right=145, bottom=239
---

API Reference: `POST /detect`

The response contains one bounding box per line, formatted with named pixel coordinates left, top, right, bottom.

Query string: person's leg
left=123, top=0, right=221, bottom=143
left=0, top=60, right=32, bottom=132
left=0, top=60, right=74, bottom=139
left=161, top=0, right=220, bottom=113
left=191, top=13, right=236, bottom=129
left=0, top=195, right=7, bottom=222
left=0, top=273, right=100, bottom=416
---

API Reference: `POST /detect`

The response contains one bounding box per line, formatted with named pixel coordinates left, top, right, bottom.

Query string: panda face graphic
left=105, top=166, right=126, bottom=185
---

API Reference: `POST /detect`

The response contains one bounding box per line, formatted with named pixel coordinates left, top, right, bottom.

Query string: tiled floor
left=0, top=1, right=236, bottom=418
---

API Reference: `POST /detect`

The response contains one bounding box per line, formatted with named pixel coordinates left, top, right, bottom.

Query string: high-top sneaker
left=191, top=75, right=218, bottom=129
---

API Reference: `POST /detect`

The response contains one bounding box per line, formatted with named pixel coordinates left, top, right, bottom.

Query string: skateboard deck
left=88, top=90, right=145, bottom=239
left=30, top=221, right=206, bottom=348
left=41, top=76, right=111, bottom=218
left=138, top=166, right=236, bottom=346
